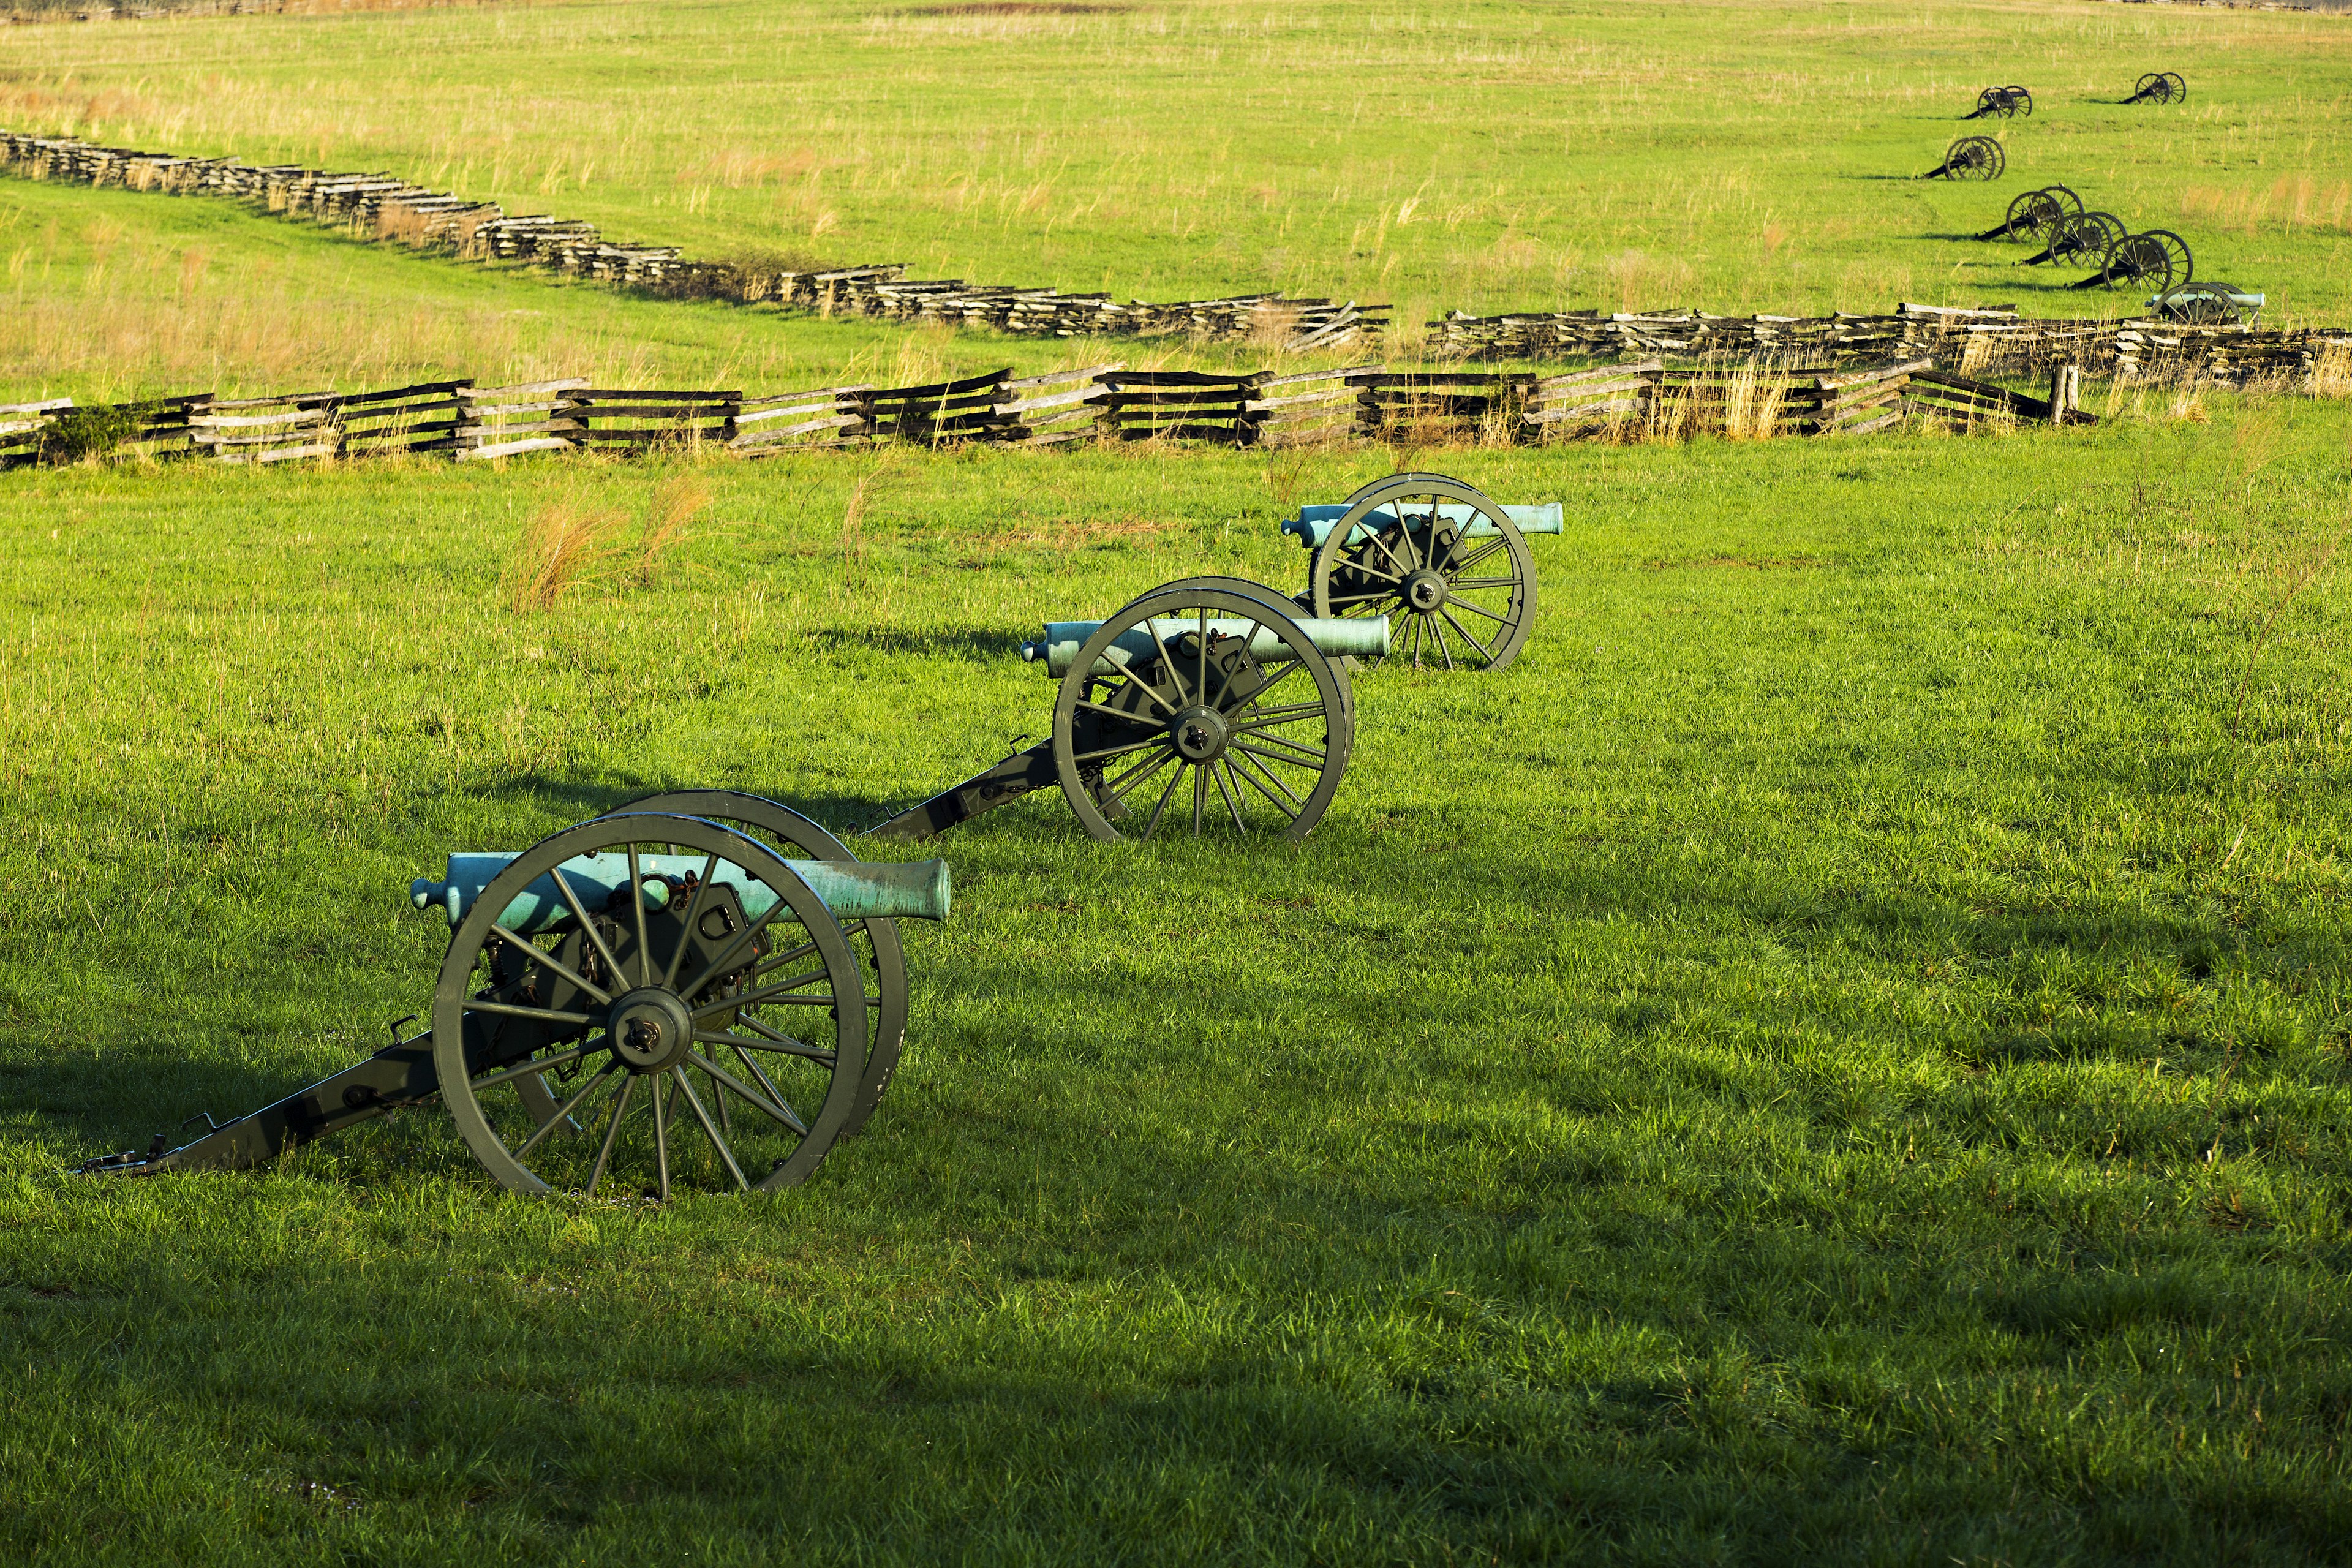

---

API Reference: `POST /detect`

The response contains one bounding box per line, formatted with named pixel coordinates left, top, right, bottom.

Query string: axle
left=411, top=850, right=951, bottom=933
left=1019, top=616, right=1389, bottom=678
left=1280, top=501, right=1562, bottom=551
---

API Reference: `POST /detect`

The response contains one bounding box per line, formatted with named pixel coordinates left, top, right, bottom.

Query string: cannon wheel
left=2164, top=72, right=2187, bottom=104
left=2045, top=184, right=2084, bottom=216
left=2133, top=72, right=2164, bottom=102
left=1148, top=575, right=1356, bottom=727
left=1308, top=473, right=1536, bottom=673
left=2156, top=282, right=2245, bottom=325
left=1051, top=584, right=1354, bottom=842
left=2052, top=210, right=2124, bottom=267
left=2004, top=187, right=2061, bottom=240
left=2140, top=229, right=2193, bottom=288
left=2007, top=85, right=2034, bottom=118
left=432, top=812, right=868, bottom=1198
left=610, top=790, right=906, bottom=1140
left=1946, top=135, right=2003, bottom=181
left=2103, top=233, right=2174, bottom=292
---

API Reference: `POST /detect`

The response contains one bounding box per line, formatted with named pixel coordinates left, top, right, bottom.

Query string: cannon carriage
left=2150, top=282, right=2262, bottom=325
left=1275, top=473, right=1556, bottom=674
left=2071, top=229, right=2192, bottom=292
left=1964, top=85, right=2033, bottom=119
left=869, top=577, right=1378, bottom=843
left=84, top=806, right=951, bottom=1197
left=2127, top=72, right=2187, bottom=105
left=1923, top=136, right=2005, bottom=181
left=1977, top=185, right=2081, bottom=243
left=2019, top=209, right=2125, bottom=268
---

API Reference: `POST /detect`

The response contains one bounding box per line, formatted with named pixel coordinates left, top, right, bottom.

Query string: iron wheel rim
left=431, top=812, right=868, bottom=1198
left=610, top=790, right=909, bottom=1139
left=1308, top=473, right=1536, bottom=673
left=1051, top=586, right=1354, bottom=843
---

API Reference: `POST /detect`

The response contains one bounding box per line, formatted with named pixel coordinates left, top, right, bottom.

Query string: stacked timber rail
left=0, top=130, right=1384, bottom=352
left=0, top=360, right=2098, bottom=473
left=1427, top=303, right=2352, bottom=388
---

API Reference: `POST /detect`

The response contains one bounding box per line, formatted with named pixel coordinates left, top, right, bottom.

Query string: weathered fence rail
left=0, top=129, right=1386, bottom=352
left=1426, top=302, right=2352, bottom=388
left=0, top=359, right=2103, bottom=473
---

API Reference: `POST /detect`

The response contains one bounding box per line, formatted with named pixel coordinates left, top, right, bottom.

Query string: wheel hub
left=1168, top=704, right=1230, bottom=763
left=607, top=987, right=695, bottom=1073
left=1403, top=568, right=1450, bottom=612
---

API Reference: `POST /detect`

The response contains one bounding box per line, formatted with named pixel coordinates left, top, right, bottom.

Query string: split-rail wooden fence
left=1429, top=303, right=2352, bottom=388
left=0, top=130, right=1384, bottom=352
left=0, top=360, right=2090, bottom=472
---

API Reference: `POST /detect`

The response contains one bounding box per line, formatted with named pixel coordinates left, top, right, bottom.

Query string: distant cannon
left=1923, top=135, right=2005, bottom=181
left=2127, top=72, right=2187, bottom=105
left=2150, top=282, right=2261, bottom=325
left=2020, top=209, right=2125, bottom=268
left=1977, top=184, right=2082, bottom=241
left=2071, top=230, right=2192, bottom=292
left=82, top=809, right=951, bottom=1197
left=1964, top=85, right=2034, bottom=119
left=867, top=578, right=1376, bottom=843
left=1275, top=473, right=1552, bottom=674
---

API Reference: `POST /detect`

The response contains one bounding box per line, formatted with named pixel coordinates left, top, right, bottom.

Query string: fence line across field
left=0, top=129, right=1385, bottom=353
left=1427, top=303, right=2352, bottom=388
left=3, top=358, right=2106, bottom=472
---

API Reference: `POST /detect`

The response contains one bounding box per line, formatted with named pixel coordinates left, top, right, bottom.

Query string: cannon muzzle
left=412, top=851, right=951, bottom=933
left=1018, top=616, right=1389, bottom=677
left=1281, top=500, right=1562, bottom=551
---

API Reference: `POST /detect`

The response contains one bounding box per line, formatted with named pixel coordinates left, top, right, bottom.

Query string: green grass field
left=6, top=1, right=2352, bottom=1562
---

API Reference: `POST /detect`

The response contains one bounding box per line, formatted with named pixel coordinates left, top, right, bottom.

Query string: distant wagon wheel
left=2103, top=233, right=2176, bottom=292
left=1308, top=473, right=1536, bottom=674
left=1050, top=584, right=1355, bottom=843
left=432, top=812, right=870, bottom=1199
left=2163, top=72, right=2187, bottom=103
left=2004, top=85, right=2034, bottom=117
left=611, top=790, right=907, bottom=1139
left=2003, top=187, right=2065, bottom=240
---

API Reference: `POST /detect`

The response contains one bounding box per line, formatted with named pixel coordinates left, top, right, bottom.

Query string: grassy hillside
left=4, top=0, right=2351, bottom=329
left=5, top=404, right=2352, bottom=1559
left=5, top=1, right=2352, bottom=1560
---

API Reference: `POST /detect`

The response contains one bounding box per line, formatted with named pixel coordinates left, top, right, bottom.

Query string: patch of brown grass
left=508, top=497, right=624, bottom=612
left=899, top=2, right=1130, bottom=13
left=627, top=475, right=710, bottom=590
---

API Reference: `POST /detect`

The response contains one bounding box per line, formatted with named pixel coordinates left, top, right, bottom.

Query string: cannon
left=2127, top=72, right=2186, bottom=105
left=1977, top=184, right=2081, bottom=242
left=866, top=577, right=1378, bottom=843
left=1923, top=135, right=2005, bottom=181
left=2150, top=282, right=2261, bottom=325
left=80, top=808, right=952, bottom=1197
left=2020, top=209, right=2124, bottom=268
left=1276, top=473, right=1552, bottom=674
left=1964, top=85, right=2033, bottom=119
left=2071, top=229, right=2191, bottom=292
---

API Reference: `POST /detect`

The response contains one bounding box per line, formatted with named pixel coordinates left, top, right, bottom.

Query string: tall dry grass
left=627, top=475, right=710, bottom=589
left=507, top=497, right=624, bottom=612
left=1716, top=361, right=1788, bottom=441
left=2308, top=342, right=2352, bottom=399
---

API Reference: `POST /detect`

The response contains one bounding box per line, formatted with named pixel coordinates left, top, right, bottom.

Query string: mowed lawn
left=3, top=401, right=2351, bottom=1562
